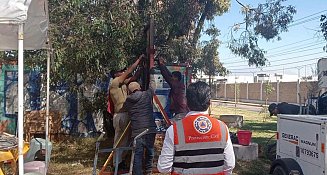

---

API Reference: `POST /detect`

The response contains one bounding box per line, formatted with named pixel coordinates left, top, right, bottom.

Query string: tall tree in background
left=194, top=25, right=228, bottom=87
left=228, top=0, right=296, bottom=67
left=154, top=0, right=230, bottom=63
left=321, top=14, right=327, bottom=52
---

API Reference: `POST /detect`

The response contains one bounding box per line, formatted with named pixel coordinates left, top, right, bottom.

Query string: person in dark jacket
left=158, top=57, right=189, bottom=121
left=121, top=81, right=157, bottom=175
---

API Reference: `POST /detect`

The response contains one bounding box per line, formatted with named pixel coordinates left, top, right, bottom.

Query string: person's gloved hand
left=158, top=57, right=165, bottom=65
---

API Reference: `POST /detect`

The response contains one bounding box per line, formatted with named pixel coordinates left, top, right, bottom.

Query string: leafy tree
left=228, top=0, right=296, bottom=67
left=48, top=0, right=145, bottom=89
left=46, top=0, right=148, bottom=114
left=260, top=82, right=275, bottom=122
left=321, top=14, right=327, bottom=51
left=154, top=0, right=230, bottom=63
left=194, top=25, right=228, bottom=87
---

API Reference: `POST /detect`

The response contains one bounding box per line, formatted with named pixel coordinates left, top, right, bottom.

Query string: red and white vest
left=172, top=114, right=228, bottom=175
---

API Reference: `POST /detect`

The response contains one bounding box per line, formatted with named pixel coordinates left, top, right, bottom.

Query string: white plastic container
left=24, top=172, right=43, bottom=175
left=24, top=138, right=52, bottom=163
left=24, top=161, right=46, bottom=174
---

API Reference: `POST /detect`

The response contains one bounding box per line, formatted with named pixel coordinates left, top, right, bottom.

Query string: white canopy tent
left=0, top=0, right=50, bottom=174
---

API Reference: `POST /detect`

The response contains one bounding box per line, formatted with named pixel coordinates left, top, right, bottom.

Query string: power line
left=266, top=37, right=322, bottom=51
left=288, top=16, right=321, bottom=28
left=292, top=9, right=327, bottom=23
left=220, top=38, right=324, bottom=63
left=266, top=51, right=324, bottom=62
left=219, top=10, right=327, bottom=59
left=230, top=63, right=316, bottom=74
left=267, top=40, right=325, bottom=53
left=229, top=57, right=319, bottom=70
left=222, top=48, right=324, bottom=66
left=227, top=55, right=323, bottom=70
left=266, top=46, right=323, bottom=58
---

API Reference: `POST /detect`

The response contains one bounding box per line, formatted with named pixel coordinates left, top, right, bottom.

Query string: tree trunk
left=192, top=0, right=210, bottom=47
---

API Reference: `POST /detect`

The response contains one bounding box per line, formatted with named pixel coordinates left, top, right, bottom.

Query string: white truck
left=270, top=114, right=327, bottom=175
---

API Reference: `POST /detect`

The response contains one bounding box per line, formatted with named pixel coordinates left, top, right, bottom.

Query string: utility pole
left=234, top=78, right=237, bottom=114
left=234, top=75, right=239, bottom=114
left=143, top=0, right=155, bottom=90
left=148, top=0, right=154, bottom=69
left=297, top=67, right=303, bottom=80
left=305, top=65, right=307, bottom=81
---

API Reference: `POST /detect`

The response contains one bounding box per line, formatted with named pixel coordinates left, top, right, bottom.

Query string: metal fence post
left=246, top=81, right=249, bottom=100
left=297, top=79, right=300, bottom=103
left=277, top=80, right=280, bottom=103
left=224, top=82, right=227, bottom=99
left=260, top=81, right=263, bottom=101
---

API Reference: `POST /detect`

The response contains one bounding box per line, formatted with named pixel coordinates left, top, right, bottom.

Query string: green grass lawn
left=211, top=104, right=277, bottom=175
left=211, top=104, right=277, bottom=145
left=46, top=105, right=278, bottom=175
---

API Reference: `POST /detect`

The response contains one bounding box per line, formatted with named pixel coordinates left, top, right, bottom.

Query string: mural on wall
left=0, top=63, right=108, bottom=137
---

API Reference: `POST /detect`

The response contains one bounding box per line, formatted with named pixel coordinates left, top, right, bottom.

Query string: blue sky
left=201, top=0, right=327, bottom=77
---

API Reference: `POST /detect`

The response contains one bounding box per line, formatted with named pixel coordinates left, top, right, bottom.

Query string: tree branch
left=192, top=0, right=210, bottom=47
left=235, top=0, right=246, bottom=8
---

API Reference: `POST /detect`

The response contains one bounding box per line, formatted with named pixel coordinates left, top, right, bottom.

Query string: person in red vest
left=157, top=81, right=235, bottom=175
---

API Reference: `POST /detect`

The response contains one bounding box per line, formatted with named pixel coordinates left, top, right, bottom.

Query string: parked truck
left=270, top=114, right=327, bottom=175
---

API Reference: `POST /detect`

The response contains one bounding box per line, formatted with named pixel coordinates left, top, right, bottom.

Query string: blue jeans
left=133, top=133, right=156, bottom=175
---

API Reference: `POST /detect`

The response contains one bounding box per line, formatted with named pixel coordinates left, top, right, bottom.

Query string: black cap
left=110, top=67, right=127, bottom=78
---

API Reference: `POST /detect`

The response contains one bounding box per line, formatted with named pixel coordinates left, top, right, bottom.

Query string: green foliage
left=154, top=0, right=230, bottom=63
left=157, top=0, right=230, bottom=42
left=150, top=0, right=232, bottom=80
left=199, top=27, right=227, bottom=75
left=261, top=82, right=275, bottom=121
left=229, top=35, right=267, bottom=67
left=228, top=0, right=296, bottom=67
left=250, top=0, right=296, bottom=40
left=321, top=14, right=327, bottom=51
left=192, top=25, right=228, bottom=83
left=47, top=0, right=148, bottom=113
left=48, top=0, right=145, bottom=88
left=47, top=0, right=230, bottom=90
left=264, top=82, right=275, bottom=96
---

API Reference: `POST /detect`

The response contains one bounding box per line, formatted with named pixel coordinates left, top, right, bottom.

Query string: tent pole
left=18, top=23, right=25, bottom=175
left=44, top=0, right=51, bottom=173
left=45, top=40, right=50, bottom=174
